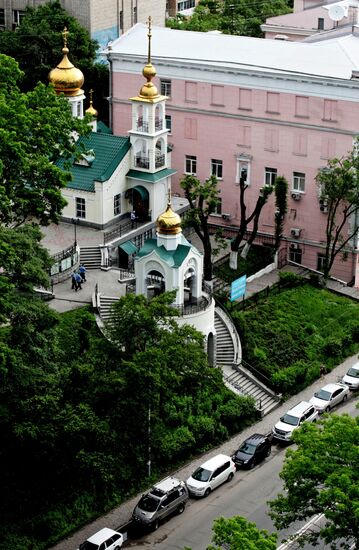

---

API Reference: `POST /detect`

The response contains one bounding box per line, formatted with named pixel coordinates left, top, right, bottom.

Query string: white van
left=342, top=361, right=359, bottom=390
left=186, top=454, right=236, bottom=497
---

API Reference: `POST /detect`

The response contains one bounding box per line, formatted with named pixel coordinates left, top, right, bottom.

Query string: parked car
left=310, top=382, right=349, bottom=413
left=272, top=401, right=319, bottom=443
left=78, top=527, right=123, bottom=550
left=132, top=476, right=188, bottom=530
left=342, top=361, right=359, bottom=390
left=232, top=433, right=271, bottom=469
left=186, top=454, right=236, bottom=498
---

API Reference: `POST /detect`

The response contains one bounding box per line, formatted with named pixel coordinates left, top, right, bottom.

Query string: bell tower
left=128, top=17, right=168, bottom=174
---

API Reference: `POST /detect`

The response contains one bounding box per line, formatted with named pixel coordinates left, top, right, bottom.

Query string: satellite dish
left=328, top=4, right=346, bottom=21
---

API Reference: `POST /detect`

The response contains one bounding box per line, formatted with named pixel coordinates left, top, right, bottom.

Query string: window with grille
left=114, top=194, right=121, bottom=216
left=161, top=79, right=172, bottom=97
left=76, top=197, right=86, bottom=219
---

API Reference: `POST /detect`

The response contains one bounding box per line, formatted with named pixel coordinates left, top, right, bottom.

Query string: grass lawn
left=214, top=245, right=274, bottom=283
left=231, top=283, right=359, bottom=396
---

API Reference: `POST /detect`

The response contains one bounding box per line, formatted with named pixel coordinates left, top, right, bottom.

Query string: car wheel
left=249, top=460, right=255, bottom=470
left=325, top=406, right=331, bottom=413
left=343, top=394, right=348, bottom=402
left=152, top=520, right=160, bottom=531
left=227, top=472, right=234, bottom=482
left=177, top=502, right=185, bottom=514
left=265, top=447, right=271, bottom=457
left=204, top=488, right=211, bottom=497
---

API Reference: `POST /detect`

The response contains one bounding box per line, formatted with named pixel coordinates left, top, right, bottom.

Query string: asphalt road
left=124, top=396, right=358, bottom=550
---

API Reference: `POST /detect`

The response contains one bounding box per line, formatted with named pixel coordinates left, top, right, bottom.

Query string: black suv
left=232, top=433, right=271, bottom=469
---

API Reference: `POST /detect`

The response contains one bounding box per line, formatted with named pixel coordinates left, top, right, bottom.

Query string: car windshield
left=314, top=389, right=332, bottom=401
left=192, top=467, right=211, bottom=482
left=281, top=414, right=300, bottom=426
left=347, top=368, right=359, bottom=378
left=137, top=494, right=160, bottom=512
left=238, top=442, right=256, bottom=455
left=79, top=542, right=98, bottom=550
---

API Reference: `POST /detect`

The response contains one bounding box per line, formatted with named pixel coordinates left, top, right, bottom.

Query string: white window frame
left=178, top=0, right=195, bottom=11
left=317, top=253, right=326, bottom=272
left=185, top=155, right=197, bottom=175
left=236, top=156, right=251, bottom=186
left=211, top=159, right=223, bottom=179
left=114, top=193, right=121, bottom=216
left=264, top=167, right=277, bottom=187
left=161, top=79, right=172, bottom=97
left=13, top=9, right=25, bottom=27
left=292, top=172, right=305, bottom=193
left=76, top=197, right=86, bottom=219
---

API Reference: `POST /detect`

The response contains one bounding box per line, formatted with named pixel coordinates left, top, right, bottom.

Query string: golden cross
left=147, top=16, right=152, bottom=64
left=89, top=89, right=94, bottom=103
left=62, top=27, right=69, bottom=48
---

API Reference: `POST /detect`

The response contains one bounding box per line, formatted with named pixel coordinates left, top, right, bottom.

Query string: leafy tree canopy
left=207, top=516, right=277, bottom=550
left=0, top=53, right=89, bottom=227
left=270, top=414, right=359, bottom=549
left=167, top=0, right=292, bottom=37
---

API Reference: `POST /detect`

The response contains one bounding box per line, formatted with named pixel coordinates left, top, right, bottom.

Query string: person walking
left=71, top=271, right=77, bottom=290
left=130, top=210, right=136, bottom=229
left=75, top=272, right=82, bottom=291
left=79, top=264, right=87, bottom=282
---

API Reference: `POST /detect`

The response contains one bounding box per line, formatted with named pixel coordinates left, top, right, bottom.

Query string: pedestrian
left=79, top=264, right=87, bottom=282
left=131, top=210, right=136, bottom=228
left=75, top=272, right=82, bottom=291
left=71, top=271, right=77, bottom=290
left=320, top=364, right=326, bottom=378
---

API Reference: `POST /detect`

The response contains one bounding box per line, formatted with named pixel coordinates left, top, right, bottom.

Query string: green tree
left=180, top=174, right=223, bottom=281
left=315, top=150, right=359, bottom=279
left=269, top=414, right=359, bottom=549
left=274, top=176, right=288, bottom=250
left=167, top=0, right=291, bottom=38
left=230, top=183, right=273, bottom=269
left=0, top=53, right=89, bottom=227
left=207, top=516, right=277, bottom=549
left=0, top=0, right=109, bottom=122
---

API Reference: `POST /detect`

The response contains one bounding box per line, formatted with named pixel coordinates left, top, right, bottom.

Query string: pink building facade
left=105, top=24, right=359, bottom=284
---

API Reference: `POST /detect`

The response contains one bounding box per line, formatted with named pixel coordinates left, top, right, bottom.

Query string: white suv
left=272, top=401, right=319, bottom=442
left=342, top=361, right=359, bottom=390
left=78, top=528, right=123, bottom=550
left=186, top=454, right=236, bottom=497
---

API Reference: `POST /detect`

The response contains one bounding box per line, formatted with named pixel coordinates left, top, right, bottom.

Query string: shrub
left=278, top=271, right=303, bottom=288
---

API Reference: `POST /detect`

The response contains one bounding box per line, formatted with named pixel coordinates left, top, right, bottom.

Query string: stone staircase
left=96, top=295, right=280, bottom=417
left=80, top=246, right=102, bottom=269
left=215, top=309, right=280, bottom=416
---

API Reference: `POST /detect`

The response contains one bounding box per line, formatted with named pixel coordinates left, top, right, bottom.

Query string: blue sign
left=230, top=275, right=247, bottom=301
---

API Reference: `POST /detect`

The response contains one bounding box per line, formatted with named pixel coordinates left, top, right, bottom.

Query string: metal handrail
left=51, top=242, right=77, bottom=263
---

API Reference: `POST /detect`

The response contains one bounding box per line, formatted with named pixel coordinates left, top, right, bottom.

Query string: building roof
left=58, top=132, right=131, bottom=192
left=106, top=22, right=359, bottom=81
left=136, top=238, right=191, bottom=267
left=127, top=168, right=177, bottom=183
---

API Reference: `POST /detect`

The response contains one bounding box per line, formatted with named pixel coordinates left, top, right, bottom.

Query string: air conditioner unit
left=291, top=192, right=301, bottom=201
left=290, top=243, right=300, bottom=250
left=290, top=228, right=301, bottom=238
left=222, top=213, right=231, bottom=221
left=320, top=204, right=328, bottom=213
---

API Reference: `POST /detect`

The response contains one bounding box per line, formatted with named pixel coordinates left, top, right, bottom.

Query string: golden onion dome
left=85, top=90, right=98, bottom=117
left=157, top=203, right=182, bottom=235
left=49, top=28, right=84, bottom=97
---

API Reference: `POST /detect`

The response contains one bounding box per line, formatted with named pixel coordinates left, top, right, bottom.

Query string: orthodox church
left=49, top=23, right=216, bottom=361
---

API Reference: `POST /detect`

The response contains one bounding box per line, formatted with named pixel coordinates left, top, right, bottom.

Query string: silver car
left=310, top=382, right=349, bottom=413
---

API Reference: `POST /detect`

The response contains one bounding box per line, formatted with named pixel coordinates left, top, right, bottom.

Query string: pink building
left=104, top=24, right=359, bottom=283
left=262, top=0, right=358, bottom=41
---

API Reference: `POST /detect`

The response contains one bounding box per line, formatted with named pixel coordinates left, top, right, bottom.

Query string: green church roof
left=127, top=168, right=177, bottom=183
left=57, top=133, right=131, bottom=192
left=137, top=238, right=191, bottom=267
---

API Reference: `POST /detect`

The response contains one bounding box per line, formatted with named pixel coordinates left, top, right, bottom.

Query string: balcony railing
left=136, top=117, right=149, bottom=132
left=135, top=155, right=150, bottom=169
left=155, top=119, right=163, bottom=131
left=155, top=154, right=165, bottom=168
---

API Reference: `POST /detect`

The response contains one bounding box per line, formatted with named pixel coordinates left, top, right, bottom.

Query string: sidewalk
left=50, top=353, right=359, bottom=550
